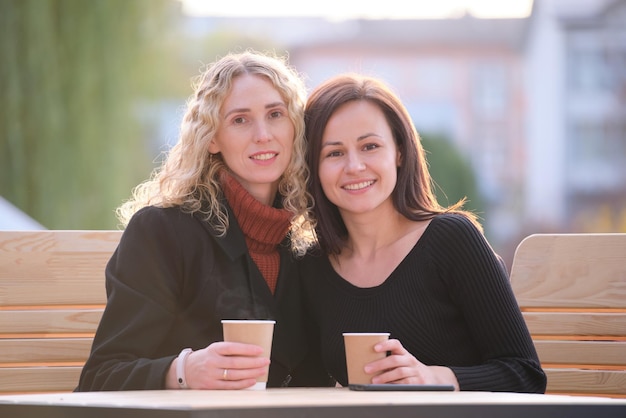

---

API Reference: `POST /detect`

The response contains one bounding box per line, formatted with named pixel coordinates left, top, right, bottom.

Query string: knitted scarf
left=221, top=172, right=291, bottom=294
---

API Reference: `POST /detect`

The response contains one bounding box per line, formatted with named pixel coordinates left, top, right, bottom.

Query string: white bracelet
left=176, top=348, right=193, bottom=389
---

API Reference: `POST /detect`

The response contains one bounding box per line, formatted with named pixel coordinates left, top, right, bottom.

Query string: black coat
left=77, top=205, right=330, bottom=391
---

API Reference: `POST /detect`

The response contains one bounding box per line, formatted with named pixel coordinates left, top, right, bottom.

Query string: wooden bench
left=0, top=230, right=121, bottom=394
left=510, top=233, right=626, bottom=398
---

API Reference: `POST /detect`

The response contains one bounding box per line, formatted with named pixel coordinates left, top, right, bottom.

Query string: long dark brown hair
left=304, top=73, right=480, bottom=255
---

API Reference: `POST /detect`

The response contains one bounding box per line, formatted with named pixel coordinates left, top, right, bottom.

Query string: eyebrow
left=223, top=101, right=287, bottom=119
left=321, top=133, right=380, bottom=148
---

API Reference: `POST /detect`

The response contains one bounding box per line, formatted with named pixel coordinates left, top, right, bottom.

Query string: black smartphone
left=349, top=383, right=455, bottom=391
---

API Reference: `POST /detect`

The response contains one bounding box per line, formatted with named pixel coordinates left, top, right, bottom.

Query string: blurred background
left=1, top=0, right=625, bottom=269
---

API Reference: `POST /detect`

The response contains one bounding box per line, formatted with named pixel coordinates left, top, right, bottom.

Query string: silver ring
left=222, top=368, right=229, bottom=380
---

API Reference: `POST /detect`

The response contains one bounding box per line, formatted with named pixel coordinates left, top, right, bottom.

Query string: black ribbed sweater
left=300, top=213, right=546, bottom=393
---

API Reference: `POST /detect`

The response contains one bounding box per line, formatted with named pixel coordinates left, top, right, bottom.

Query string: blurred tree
left=420, top=134, right=485, bottom=220
left=0, top=0, right=176, bottom=229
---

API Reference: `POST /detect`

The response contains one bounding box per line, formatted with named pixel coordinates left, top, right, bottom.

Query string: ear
left=396, top=150, right=402, bottom=167
left=208, top=139, right=220, bottom=154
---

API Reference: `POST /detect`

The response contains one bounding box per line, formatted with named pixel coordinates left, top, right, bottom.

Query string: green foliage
left=420, top=134, right=485, bottom=217
left=0, top=0, right=173, bottom=229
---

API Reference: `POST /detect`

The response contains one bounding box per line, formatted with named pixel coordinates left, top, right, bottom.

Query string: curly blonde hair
left=116, top=50, right=314, bottom=255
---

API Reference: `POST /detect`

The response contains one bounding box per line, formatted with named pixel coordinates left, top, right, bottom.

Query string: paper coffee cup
left=221, top=319, right=276, bottom=390
left=343, top=332, right=390, bottom=385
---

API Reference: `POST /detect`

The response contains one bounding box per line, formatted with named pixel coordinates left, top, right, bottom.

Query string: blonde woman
left=78, top=51, right=329, bottom=391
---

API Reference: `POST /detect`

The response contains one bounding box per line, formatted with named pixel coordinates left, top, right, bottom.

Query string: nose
left=345, top=152, right=365, bottom=173
left=253, top=120, right=271, bottom=143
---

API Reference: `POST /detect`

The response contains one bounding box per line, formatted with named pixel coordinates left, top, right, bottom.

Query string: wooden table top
left=0, top=387, right=624, bottom=418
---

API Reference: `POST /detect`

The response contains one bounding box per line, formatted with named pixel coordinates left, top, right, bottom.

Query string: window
left=471, top=62, right=507, bottom=118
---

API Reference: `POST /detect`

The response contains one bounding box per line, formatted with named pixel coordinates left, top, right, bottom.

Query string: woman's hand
left=365, top=338, right=459, bottom=390
left=166, top=341, right=270, bottom=389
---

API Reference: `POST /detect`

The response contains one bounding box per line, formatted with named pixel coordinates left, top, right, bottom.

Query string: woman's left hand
left=365, top=338, right=460, bottom=390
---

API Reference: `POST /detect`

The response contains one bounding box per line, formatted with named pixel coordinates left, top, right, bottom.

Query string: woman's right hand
left=166, top=342, right=270, bottom=389
left=366, top=339, right=459, bottom=390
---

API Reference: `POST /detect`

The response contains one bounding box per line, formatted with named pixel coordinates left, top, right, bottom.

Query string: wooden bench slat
left=544, top=369, right=626, bottom=395
left=534, top=340, right=626, bottom=366
left=0, top=284, right=106, bottom=306
left=0, top=338, right=93, bottom=364
left=522, top=312, right=626, bottom=337
left=0, top=230, right=122, bottom=252
left=511, top=234, right=626, bottom=309
left=0, top=231, right=119, bottom=306
left=0, top=367, right=81, bottom=393
left=0, top=309, right=103, bottom=335
left=0, top=263, right=108, bottom=306
left=0, top=258, right=109, bottom=280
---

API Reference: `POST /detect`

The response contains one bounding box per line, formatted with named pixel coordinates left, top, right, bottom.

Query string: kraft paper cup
left=221, top=319, right=276, bottom=390
left=343, top=332, right=390, bottom=385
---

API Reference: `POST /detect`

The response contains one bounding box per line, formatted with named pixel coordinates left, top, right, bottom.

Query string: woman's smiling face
left=210, top=73, right=294, bottom=204
left=318, top=100, right=400, bottom=216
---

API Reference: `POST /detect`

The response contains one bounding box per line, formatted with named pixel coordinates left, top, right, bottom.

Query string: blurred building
left=524, top=0, right=626, bottom=234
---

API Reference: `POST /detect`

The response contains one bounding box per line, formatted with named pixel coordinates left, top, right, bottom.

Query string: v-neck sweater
left=299, top=213, right=546, bottom=393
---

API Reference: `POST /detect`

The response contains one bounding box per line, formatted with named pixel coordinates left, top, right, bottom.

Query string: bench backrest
left=510, top=233, right=626, bottom=398
left=0, top=230, right=121, bottom=394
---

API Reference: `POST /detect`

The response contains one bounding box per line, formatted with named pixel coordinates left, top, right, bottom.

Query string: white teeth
left=343, top=181, right=374, bottom=190
left=252, top=153, right=276, bottom=161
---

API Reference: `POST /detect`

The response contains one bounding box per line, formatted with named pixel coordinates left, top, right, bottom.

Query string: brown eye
left=326, top=150, right=342, bottom=158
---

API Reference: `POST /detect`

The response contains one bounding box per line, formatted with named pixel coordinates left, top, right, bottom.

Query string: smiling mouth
left=251, top=152, right=277, bottom=161
left=343, top=180, right=374, bottom=191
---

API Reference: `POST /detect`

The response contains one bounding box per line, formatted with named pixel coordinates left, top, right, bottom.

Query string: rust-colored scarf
left=221, top=172, right=291, bottom=294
